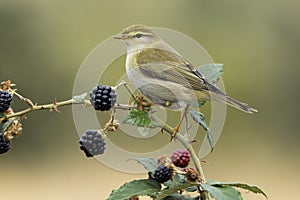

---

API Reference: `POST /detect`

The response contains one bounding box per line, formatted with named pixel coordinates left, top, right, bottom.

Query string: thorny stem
left=1, top=87, right=210, bottom=199
left=0, top=99, right=89, bottom=122
left=2, top=95, right=208, bottom=179
left=152, top=115, right=209, bottom=200
left=151, top=115, right=206, bottom=181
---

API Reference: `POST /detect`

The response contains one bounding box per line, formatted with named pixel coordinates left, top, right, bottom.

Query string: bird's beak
left=113, top=33, right=127, bottom=40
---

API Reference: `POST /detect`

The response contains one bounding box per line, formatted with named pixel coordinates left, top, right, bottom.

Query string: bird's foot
left=136, top=95, right=153, bottom=110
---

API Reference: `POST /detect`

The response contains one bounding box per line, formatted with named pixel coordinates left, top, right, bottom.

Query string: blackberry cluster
left=171, top=149, right=190, bottom=168
left=0, top=133, right=10, bottom=154
left=153, top=165, right=173, bottom=183
left=79, top=130, right=106, bottom=157
left=89, top=84, right=116, bottom=111
left=0, top=90, right=12, bottom=113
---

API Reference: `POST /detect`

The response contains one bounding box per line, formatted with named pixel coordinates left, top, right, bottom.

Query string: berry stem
left=9, top=89, right=34, bottom=107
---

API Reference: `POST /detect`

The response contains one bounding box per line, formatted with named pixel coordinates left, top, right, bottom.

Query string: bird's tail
left=212, top=94, right=258, bottom=114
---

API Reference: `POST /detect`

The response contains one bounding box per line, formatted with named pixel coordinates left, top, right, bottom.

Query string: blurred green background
left=1, top=0, right=299, bottom=199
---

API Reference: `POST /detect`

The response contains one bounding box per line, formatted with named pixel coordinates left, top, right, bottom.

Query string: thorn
left=189, top=140, right=198, bottom=144
left=53, top=99, right=61, bottom=113
left=160, top=128, right=164, bottom=134
left=200, top=160, right=209, bottom=164
left=25, top=98, right=34, bottom=107
left=171, top=124, right=180, bottom=141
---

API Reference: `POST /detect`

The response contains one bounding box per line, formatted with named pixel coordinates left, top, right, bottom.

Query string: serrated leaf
left=123, top=109, right=160, bottom=128
left=107, top=179, right=161, bottom=200
left=197, top=63, right=224, bottom=84
left=72, top=92, right=88, bottom=103
left=164, top=174, right=199, bottom=192
left=189, top=109, right=214, bottom=151
left=162, top=194, right=200, bottom=200
left=207, top=180, right=267, bottom=199
left=129, top=158, right=158, bottom=172
left=201, top=184, right=242, bottom=200
left=156, top=180, right=201, bottom=200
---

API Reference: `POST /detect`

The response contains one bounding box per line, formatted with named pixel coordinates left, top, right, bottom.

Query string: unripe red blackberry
left=153, top=165, right=173, bottom=183
left=171, top=149, right=190, bottom=168
left=0, top=133, right=10, bottom=154
left=0, top=90, right=12, bottom=113
left=79, top=130, right=106, bottom=157
left=89, top=84, right=116, bottom=111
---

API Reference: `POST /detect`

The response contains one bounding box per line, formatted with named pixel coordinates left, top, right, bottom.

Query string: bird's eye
left=135, top=33, right=142, bottom=38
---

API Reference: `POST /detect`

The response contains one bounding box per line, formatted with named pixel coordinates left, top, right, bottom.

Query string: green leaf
left=161, top=194, right=200, bottom=200
left=188, top=109, right=214, bottom=151
left=164, top=174, right=186, bottom=188
left=207, top=180, right=267, bottom=199
left=194, top=63, right=223, bottom=108
left=185, top=185, right=198, bottom=192
left=197, top=63, right=224, bottom=84
left=1, top=118, right=14, bottom=133
left=129, top=158, right=158, bottom=172
left=107, top=179, right=161, bottom=200
left=0, top=112, right=6, bottom=119
left=72, top=92, right=88, bottom=103
left=201, top=184, right=242, bottom=200
left=123, top=109, right=160, bottom=128
left=156, top=175, right=201, bottom=200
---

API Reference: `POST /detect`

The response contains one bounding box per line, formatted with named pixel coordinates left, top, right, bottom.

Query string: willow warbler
left=114, top=24, right=257, bottom=114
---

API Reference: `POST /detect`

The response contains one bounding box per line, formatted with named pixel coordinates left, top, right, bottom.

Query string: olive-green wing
left=135, top=48, right=226, bottom=96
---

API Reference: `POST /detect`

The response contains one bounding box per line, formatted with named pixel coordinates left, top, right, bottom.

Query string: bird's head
left=114, top=24, right=160, bottom=50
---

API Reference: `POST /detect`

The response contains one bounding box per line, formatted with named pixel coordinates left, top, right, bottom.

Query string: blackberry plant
left=0, top=60, right=266, bottom=200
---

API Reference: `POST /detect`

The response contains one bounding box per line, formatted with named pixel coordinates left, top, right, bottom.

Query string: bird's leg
left=184, top=113, right=192, bottom=138
left=171, top=105, right=189, bottom=141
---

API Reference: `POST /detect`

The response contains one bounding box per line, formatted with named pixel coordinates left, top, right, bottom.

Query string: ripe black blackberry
left=89, top=84, right=116, bottom=111
left=153, top=165, right=173, bottom=183
left=171, top=149, right=190, bottom=168
left=0, top=133, right=10, bottom=154
left=0, top=90, right=12, bottom=113
left=79, top=130, right=106, bottom=157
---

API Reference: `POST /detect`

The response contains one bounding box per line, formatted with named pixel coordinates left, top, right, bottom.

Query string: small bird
left=114, top=24, right=257, bottom=136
